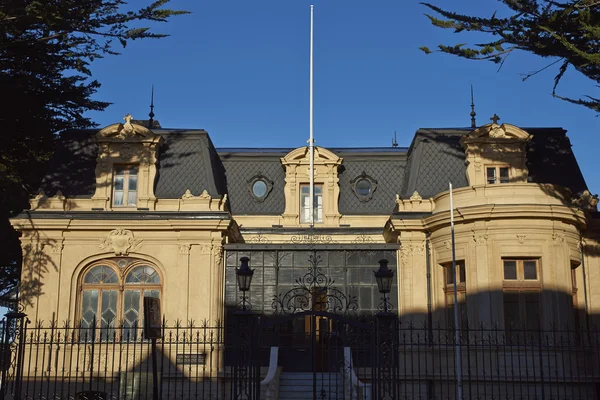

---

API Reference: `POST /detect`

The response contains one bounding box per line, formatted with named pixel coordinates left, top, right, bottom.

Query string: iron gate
left=230, top=251, right=400, bottom=400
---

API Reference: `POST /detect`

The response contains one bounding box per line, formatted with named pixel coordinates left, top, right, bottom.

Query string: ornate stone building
left=9, top=116, right=600, bottom=331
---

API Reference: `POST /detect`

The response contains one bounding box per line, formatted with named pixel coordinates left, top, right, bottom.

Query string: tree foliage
left=0, top=0, right=187, bottom=304
left=420, top=0, right=600, bottom=112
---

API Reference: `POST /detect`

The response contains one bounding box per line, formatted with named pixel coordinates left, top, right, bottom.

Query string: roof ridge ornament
left=490, top=113, right=500, bottom=125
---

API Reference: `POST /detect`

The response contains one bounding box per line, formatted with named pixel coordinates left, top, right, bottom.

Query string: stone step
left=278, top=373, right=345, bottom=400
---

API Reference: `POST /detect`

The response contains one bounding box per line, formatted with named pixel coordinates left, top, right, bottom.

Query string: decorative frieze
left=246, top=234, right=272, bottom=244
left=289, top=234, right=335, bottom=244
left=352, top=234, right=374, bottom=244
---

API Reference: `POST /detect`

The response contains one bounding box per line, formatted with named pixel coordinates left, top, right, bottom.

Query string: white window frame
left=300, top=184, right=323, bottom=224
left=113, top=166, right=138, bottom=207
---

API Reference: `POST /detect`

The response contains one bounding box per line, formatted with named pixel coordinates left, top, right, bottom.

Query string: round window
left=356, top=179, right=372, bottom=197
left=252, top=180, right=268, bottom=198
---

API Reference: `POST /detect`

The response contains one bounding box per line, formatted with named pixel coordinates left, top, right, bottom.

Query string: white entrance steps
left=278, top=372, right=345, bottom=400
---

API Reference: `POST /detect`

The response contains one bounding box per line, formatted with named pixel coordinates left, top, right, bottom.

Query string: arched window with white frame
left=79, top=259, right=162, bottom=336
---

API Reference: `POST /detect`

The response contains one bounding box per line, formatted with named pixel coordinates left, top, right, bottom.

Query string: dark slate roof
left=524, top=128, right=587, bottom=195
left=217, top=148, right=408, bottom=215
left=39, top=125, right=588, bottom=213
left=401, top=129, right=469, bottom=199
left=218, top=150, right=287, bottom=215
left=41, top=130, right=98, bottom=198
left=154, top=130, right=227, bottom=198
left=399, top=127, right=588, bottom=199
left=337, top=152, right=407, bottom=215
left=41, top=129, right=227, bottom=199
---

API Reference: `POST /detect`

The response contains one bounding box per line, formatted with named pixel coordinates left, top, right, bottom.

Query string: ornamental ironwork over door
left=257, top=251, right=378, bottom=400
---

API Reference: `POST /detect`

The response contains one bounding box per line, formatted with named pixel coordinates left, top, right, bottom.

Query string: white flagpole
left=308, top=4, right=315, bottom=226
left=450, top=182, right=463, bottom=399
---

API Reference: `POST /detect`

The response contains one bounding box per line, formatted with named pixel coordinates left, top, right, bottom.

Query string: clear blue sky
left=87, top=0, right=600, bottom=194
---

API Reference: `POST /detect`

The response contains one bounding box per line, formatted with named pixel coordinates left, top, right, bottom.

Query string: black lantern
left=374, top=259, right=394, bottom=294
left=236, top=257, right=254, bottom=292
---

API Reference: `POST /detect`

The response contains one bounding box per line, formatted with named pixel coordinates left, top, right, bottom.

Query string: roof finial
left=470, top=84, right=477, bottom=128
left=148, top=84, right=155, bottom=128
left=490, top=113, right=500, bottom=125
left=392, top=130, right=398, bottom=148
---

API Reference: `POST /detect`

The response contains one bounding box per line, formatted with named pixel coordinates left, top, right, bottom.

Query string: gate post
left=1, top=312, right=27, bottom=400
left=232, top=310, right=257, bottom=400
left=375, top=312, right=398, bottom=400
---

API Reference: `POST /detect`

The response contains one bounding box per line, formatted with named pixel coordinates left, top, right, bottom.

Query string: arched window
left=80, top=260, right=161, bottom=334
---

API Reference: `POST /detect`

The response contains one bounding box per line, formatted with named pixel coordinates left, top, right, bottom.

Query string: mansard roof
left=39, top=125, right=588, bottom=214
left=41, top=128, right=228, bottom=199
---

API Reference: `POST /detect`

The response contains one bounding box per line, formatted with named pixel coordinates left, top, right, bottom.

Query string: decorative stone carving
left=99, top=228, right=143, bottom=256
left=472, top=233, right=488, bottom=245
left=517, top=235, right=526, bottom=244
left=178, top=244, right=191, bottom=255
left=399, top=241, right=426, bottom=265
left=118, top=144, right=136, bottom=159
left=50, top=241, right=64, bottom=254
left=410, top=191, right=422, bottom=201
left=460, top=122, right=531, bottom=186
left=571, top=190, right=599, bottom=210
left=395, top=193, right=434, bottom=212
left=444, top=240, right=451, bottom=250
left=201, top=245, right=212, bottom=255
left=180, top=190, right=227, bottom=212
left=489, top=125, right=506, bottom=138
left=212, top=244, right=224, bottom=267
left=182, top=189, right=195, bottom=200
left=552, top=233, right=565, bottom=244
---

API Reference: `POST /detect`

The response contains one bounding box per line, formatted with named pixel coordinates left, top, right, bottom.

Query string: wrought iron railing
left=0, top=315, right=598, bottom=399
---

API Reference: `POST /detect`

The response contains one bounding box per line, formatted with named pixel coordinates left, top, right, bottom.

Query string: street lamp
left=374, top=259, right=394, bottom=312
left=236, top=257, right=254, bottom=311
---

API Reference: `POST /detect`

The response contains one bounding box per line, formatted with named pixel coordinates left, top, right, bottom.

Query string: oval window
left=356, top=179, right=372, bottom=197
left=252, top=180, right=268, bottom=198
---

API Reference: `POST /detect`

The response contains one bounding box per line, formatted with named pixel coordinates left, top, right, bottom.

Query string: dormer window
left=113, top=166, right=138, bottom=207
left=300, top=184, right=323, bottom=224
left=486, top=166, right=509, bottom=184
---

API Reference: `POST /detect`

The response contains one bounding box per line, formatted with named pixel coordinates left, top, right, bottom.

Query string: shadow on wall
left=18, top=219, right=59, bottom=310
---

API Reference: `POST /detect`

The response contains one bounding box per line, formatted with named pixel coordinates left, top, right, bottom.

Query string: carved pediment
left=281, top=146, right=342, bottom=165
left=96, top=114, right=156, bottom=141
left=460, top=120, right=531, bottom=186
left=462, top=123, right=531, bottom=144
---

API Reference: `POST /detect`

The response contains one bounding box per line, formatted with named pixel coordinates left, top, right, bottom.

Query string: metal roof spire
left=148, top=85, right=155, bottom=128
left=470, top=84, right=477, bottom=128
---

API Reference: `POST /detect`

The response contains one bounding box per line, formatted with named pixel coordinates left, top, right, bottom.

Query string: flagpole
left=308, top=4, right=315, bottom=226
left=450, top=182, right=463, bottom=399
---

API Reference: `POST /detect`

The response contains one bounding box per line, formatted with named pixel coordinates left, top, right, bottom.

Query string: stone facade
left=9, top=118, right=600, bottom=331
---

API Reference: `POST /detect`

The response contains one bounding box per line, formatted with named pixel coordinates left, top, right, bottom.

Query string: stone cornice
left=422, top=203, right=586, bottom=232
left=10, top=212, right=231, bottom=232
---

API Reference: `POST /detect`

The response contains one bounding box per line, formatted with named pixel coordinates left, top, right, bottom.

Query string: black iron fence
left=0, top=314, right=599, bottom=400
left=0, top=315, right=229, bottom=400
